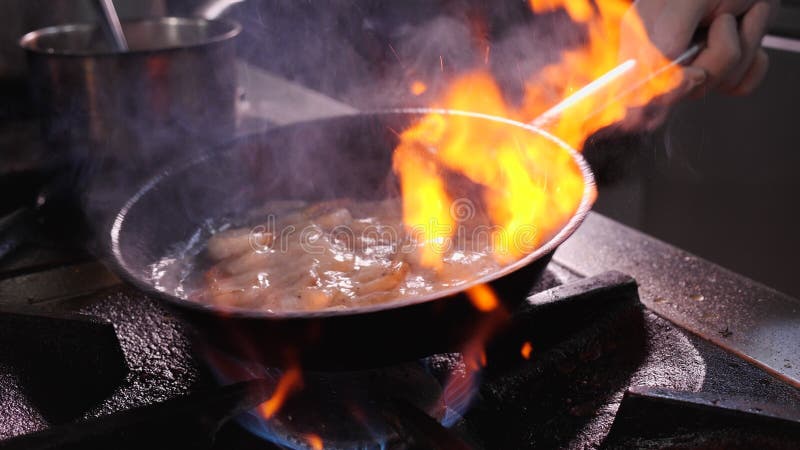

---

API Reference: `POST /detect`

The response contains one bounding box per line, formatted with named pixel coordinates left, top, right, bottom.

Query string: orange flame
left=258, top=366, right=303, bottom=419
left=466, top=283, right=499, bottom=312
left=442, top=283, right=508, bottom=415
left=521, top=341, right=533, bottom=359
left=392, top=136, right=454, bottom=270
left=530, top=0, right=594, bottom=22
left=411, top=80, right=428, bottom=96
left=306, top=434, right=324, bottom=450
left=393, top=0, right=679, bottom=268
left=523, top=0, right=682, bottom=148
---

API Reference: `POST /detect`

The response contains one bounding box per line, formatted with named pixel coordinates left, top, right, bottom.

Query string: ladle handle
left=95, top=0, right=129, bottom=52
left=529, top=43, right=704, bottom=130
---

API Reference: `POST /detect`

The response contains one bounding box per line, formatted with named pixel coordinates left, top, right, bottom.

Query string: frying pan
left=107, top=109, right=595, bottom=370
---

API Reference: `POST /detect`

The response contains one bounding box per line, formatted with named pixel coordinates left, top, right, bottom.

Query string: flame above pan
left=393, top=0, right=681, bottom=270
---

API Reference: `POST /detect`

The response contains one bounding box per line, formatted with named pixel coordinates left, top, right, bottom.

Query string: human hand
left=632, top=0, right=777, bottom=96
left=616, top=0, right=776, bottom=130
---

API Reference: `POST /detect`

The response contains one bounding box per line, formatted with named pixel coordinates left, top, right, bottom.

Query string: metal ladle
left=94, top=0, right=128, bottom=52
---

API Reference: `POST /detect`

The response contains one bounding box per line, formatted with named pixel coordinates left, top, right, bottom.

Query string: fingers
left=616, top=0, right=772, bottom=132
left=677, top=65, right=710, bottom=101
left=728, top=48, right=769, bottom=95
left=720, top=1, right=772, bottom=91
left=645, top=0, right=707, bottom=59
left=689, top=14, right=742, bottom=90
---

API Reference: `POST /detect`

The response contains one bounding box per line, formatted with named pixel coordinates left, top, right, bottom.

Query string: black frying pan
left=107, top=109, right=595, bottom=370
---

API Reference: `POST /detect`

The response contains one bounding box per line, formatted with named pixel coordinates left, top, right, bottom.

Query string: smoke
left=225, top=0, right=585, bottom=109
left=40, top=0, right=600, bottom=261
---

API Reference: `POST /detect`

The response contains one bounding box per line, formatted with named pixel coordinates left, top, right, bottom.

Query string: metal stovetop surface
left=555, top=213, right=800, bottom=388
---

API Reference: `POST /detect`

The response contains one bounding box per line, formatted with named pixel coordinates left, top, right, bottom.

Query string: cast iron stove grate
left=0, top=247, right=798, bottom=449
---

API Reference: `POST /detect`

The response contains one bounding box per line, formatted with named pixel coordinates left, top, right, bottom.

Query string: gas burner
left=0, top=223, right=799, bottom=449
left=197, top=270, right=645, bottom=449
left=227, top=359, right=459, bottom=449
left=0, top=305, right=127, bottom=423
left=604, top=386, right=800, bottom=448
left=0, top=380, right=268, bottom=450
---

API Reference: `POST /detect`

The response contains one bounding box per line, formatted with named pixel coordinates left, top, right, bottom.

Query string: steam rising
left=80, top=2, right=593, bottom=238
left=227, top=1, right=589, bottom=109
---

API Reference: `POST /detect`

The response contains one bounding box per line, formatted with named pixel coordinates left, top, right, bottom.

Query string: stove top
left=1, top=64, right=799, bottom=449
left=0, top=216, right=798, bottom=449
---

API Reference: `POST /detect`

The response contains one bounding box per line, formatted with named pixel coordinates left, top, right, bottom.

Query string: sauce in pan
left=152, top=199, right=504, bottom=313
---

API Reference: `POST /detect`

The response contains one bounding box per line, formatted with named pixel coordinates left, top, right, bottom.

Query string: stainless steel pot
left=19, top=17, right=241, bottom=167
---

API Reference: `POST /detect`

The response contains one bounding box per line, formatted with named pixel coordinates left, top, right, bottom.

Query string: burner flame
left=306, top=434, right=324, bottom=450
left=258, top=365, right=303, bottom=419
left=466, top=283, right=500, bottom=312
left=521, top=341, right=534, bottom=359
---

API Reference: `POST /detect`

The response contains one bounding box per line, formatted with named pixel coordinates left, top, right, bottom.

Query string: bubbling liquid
left=162, top=198, right=506, bottom=313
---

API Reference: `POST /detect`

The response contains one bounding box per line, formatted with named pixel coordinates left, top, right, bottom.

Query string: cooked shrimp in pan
left=189, top=198, right=501, bottom=312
